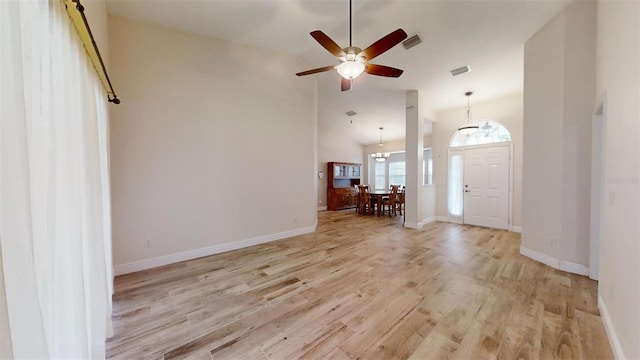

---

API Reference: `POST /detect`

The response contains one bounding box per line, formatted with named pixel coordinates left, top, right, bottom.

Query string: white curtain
left=0, top=0, right=113, bottom=358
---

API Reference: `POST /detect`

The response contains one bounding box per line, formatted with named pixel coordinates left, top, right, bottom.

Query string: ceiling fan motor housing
left=340, top=47, right=364, bottom=62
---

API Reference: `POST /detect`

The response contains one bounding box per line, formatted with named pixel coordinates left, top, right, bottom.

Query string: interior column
left=405, top=90, right=424, bottom=228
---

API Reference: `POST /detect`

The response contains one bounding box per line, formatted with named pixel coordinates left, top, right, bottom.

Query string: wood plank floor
left=107, top=210, right=613, bottom=359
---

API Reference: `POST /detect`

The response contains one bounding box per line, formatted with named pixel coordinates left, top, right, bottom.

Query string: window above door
left=450, top=120, right=511, bottom=147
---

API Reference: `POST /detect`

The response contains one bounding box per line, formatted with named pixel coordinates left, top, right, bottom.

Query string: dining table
left=368, top=189, right=393, bottom=216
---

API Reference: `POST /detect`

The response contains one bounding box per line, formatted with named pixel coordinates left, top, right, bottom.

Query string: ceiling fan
left=296, top=0, right=408, bottom=92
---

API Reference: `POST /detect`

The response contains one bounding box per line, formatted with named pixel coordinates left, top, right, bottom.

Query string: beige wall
left=0, top=240, right=12, bottom=358
left=432, top=92, right=523, bottom=228
left=522, top=11, right=565, bottom=260
left=595, top=1, right=640, bottom=358
left=83, top=0, right=109, bottom=68
left=522, top=1, right=595, bottom=268
left=108, top=16, right=317, bottom=272
left=317, top=124, right=363, bottom=209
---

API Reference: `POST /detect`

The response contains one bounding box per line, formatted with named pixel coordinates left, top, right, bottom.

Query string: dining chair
left=381, top=186, right=399, bottom=217
left=354, top=184, right=361, bottom=213
left=395, top=186, right=406, bottom=216
left=357, top=185, right=372, bottom=215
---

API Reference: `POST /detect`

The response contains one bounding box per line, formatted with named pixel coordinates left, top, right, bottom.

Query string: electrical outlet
left=144, top=238, right=152, bottom=248
left=549, top=236, right=557, bottom=247
left=293, top=217, right=298, bottom=224
left=319, top=199, right=323, bottom=204
left=609, top=191, right=615, bottom=206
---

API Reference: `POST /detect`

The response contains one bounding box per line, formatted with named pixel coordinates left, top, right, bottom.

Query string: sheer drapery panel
left=0, top=0, right=113, bottom=358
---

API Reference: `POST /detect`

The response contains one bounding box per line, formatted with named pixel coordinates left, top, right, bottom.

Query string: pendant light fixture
left=458, top=91, right=479, bottom=135
left=370, top=127, right=390, bottom=162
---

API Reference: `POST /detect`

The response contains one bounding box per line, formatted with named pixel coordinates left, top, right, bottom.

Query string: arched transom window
left=450, top=120, right=511, bottom=147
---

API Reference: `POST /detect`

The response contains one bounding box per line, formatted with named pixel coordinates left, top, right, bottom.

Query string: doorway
left=463, top=145, right=511, bottom=229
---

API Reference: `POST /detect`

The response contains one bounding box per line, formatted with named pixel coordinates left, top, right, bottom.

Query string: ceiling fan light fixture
left=337, top=61, right=365, bottom=79
left=295, top=0, right=406, bottom=91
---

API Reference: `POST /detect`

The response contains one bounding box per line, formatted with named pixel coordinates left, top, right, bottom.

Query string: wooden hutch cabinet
left=327, top=162, right=361, bottom=211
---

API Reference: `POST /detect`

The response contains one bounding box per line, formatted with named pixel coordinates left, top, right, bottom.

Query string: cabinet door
left=352, top=165, right=360, bottom=178
left=337, top=188, right=356, bottom=208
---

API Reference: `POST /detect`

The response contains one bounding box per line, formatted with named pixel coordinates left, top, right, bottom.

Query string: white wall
left=432, top=92, right=523, bottom=228
left=595, top=2, right=640, bottom=359
left=522, top=1, right=595, bottom=270
left=317, top=123, right=363, bottom=209
left=108, top=16, right=317, bottom=273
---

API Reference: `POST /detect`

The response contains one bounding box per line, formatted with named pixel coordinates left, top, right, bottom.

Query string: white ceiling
left=106, top=0, right=572, bottom=145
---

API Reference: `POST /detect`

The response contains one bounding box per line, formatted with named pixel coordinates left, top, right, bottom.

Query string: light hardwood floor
left=107, top=210, right=613, bottom=359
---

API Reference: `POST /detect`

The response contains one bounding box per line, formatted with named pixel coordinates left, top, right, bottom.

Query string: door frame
left=448, top=141, right=514, bottom=230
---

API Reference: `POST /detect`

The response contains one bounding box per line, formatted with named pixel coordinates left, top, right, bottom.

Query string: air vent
left=345, top=110, right=357, bottom=116
left=450, top=65, right=471, bottom=76
left=402, top=34, right=422, bottom=50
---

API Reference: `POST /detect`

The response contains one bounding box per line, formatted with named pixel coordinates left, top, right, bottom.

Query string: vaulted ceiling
left=106, top=0, right=572, bottom=145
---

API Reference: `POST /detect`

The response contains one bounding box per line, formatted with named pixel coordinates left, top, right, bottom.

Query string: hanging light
left=371, top=153, right=389, bottom=162
left=458, top=91, right=478, bottom=135
left=370, top=127, right=390, bottom=162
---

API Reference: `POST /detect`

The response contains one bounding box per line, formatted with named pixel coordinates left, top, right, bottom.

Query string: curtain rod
left=64, top=0, right=120, bottom=104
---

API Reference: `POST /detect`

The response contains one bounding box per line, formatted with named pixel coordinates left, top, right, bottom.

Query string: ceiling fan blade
left=365, top=64, right=404, bottom=78
left=341, top=77, right=351, bottom=92
left=310, top=31, right=345, bottom=58
left=360, top=29, right=408, bottom=61
left=296, top=65, right=336, bottom=76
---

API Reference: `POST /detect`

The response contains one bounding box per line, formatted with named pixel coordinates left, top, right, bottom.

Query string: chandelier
left=370, top=127, right=390, bottom=162
left=458, top=91, right=479, bottom=135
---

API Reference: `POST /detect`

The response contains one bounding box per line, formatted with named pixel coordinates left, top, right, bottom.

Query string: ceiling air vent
left=402, top=34, right=422, bottom=50
left=450, top=65, right=471, bottom=76
left=345, top=110, right=357, bottom=117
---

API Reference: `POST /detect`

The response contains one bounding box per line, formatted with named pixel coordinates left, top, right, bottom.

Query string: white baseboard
left=404, top=222, right=420, bottom=229
left=511, top=225, right=522, bottom=233
left=404, top=217, right=436, bottom=230
left=520, top=246, right=559, bottom=268
left=422, top=217, right=436, bottom=226
left=436, top=216, right=449, bottom=222
left=598, top=296, right=626, bottom=360
left=559, top=260, right=589, bottom=276
left=114, top=223, right=317, bottom=275
left=317, top=206, right=327, bottom=211
left=519, top=246, right=589, bottom=276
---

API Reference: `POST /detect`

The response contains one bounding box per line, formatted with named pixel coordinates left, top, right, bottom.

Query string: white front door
left=463, top=145, right=510, bottom=229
